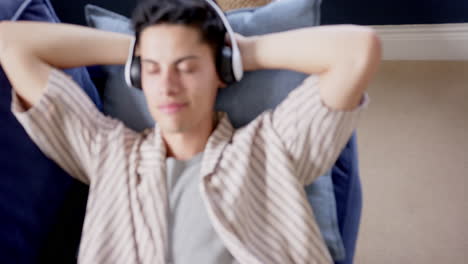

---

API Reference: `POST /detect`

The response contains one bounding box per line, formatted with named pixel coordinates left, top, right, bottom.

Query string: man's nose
left=159, top=68, right=181, bottom=95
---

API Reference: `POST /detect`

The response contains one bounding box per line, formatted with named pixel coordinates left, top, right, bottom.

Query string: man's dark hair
left=131, top=0, right=226, bottom=59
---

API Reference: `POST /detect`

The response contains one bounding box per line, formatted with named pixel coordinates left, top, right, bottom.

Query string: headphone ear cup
left=130, top=56, right=142, bottom=89
left=217, top=45, right=235, bottom=84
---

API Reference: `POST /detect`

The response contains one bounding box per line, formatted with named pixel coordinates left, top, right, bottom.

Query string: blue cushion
left=85, top=0, right=347, bottom=260
left=332, top=133, right=362, bottom=264
left=0, top=0, right=101, bottom=263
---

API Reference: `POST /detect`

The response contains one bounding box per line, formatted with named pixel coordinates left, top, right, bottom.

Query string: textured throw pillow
left=0, top=0, right=101, bottom=263
left=85, top=0, right=346, bottom=260
left=217, top=0, right=273, bottom=11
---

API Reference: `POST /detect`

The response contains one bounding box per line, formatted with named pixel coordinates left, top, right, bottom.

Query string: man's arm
left=237, top=25, right=381, bottom=186
left=0, top=21, right=136, bottom=184
left=240, top=24, right=381, bottom=110
left=0, top=21, right=132, bottom=109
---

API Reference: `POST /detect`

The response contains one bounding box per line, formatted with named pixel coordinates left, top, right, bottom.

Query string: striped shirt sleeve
left=269, top=75, right=369, bottom=186
left=11, top=68, right=131, bottom=185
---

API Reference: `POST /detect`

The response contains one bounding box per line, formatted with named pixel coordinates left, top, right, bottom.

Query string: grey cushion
left=85, top=0, right=346, bottom=260
left=217, top=0, right=322, bottom=128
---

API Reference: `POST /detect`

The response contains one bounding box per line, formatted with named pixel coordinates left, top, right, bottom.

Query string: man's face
left=139, top=24, right=224, bottom=135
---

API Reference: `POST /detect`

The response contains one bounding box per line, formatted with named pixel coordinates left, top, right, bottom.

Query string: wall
left=52, top=0, right=468, bottom=26
left=355, top=61, right=468, bottom=263
left=50, top=0, right=135, bottom=25
left=322, top=0, right=468, bottom=25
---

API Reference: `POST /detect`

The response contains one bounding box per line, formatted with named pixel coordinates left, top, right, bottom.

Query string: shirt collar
left=151, top=112, right=234, bottom=177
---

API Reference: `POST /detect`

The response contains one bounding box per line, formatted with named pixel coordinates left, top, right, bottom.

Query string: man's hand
left=226, top=32, right=259, bottom=72
left=233, top=33, right=258, bottom=72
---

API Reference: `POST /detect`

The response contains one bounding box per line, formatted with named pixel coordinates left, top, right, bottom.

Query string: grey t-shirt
left=166, top=152, right=235, bottom=264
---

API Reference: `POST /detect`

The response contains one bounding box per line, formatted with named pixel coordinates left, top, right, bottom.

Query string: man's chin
left=160, top=123, right=188, bottom=135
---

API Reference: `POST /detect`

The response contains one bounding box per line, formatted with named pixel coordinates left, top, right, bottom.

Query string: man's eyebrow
left=141, top=55, right=200, bottom=65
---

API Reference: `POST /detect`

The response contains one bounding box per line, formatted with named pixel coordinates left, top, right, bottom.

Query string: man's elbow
left=0, top=21, right=16, bottom=60
left=0, top=21, right=8, bottom=60
left=341, top=29, right=382, bottom=109
left=354, top=29, right=382, bottom=72
left=346, top=29, right=382, bottom=95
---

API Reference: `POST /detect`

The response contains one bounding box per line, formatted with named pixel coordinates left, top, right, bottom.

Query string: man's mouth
left=158, top=103, right=188, bottom=114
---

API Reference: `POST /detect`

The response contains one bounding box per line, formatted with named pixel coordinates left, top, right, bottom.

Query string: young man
left=0, top=0, right=381, bottom=263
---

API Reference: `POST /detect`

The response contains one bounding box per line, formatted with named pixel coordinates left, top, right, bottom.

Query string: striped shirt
left=12, top=69, right=367, bottom=264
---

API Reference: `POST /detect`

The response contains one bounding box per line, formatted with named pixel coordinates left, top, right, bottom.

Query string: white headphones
left=124, top=0, right=244, bottom=89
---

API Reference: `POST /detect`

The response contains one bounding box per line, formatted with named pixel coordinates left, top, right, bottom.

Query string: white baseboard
left=371, top=23, right=468, bottom=61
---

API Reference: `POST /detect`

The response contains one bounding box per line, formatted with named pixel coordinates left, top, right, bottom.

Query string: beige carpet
left=354, top=61, right=468, bottom=263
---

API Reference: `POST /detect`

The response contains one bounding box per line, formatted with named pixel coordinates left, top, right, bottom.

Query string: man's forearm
left=0, top=21, right=131, bottom=69
left=245, top=24, right=381, bottom=110
left=0, top=21, right=133, bottom=109
left=249, top=24, right=381, bottom=74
